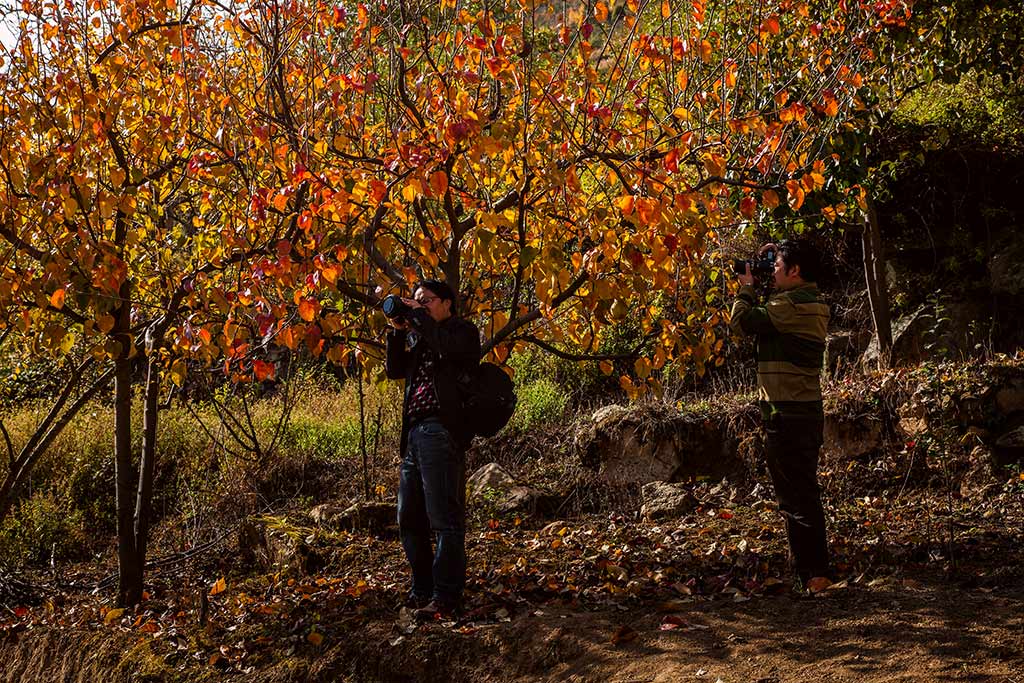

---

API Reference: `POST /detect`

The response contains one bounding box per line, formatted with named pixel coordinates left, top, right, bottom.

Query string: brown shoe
left=413, top=599, right=459, bottom=622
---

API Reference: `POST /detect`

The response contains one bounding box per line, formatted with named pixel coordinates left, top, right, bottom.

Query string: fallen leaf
left=611, top=624, right=637, bottom=646
left=806, top=577, right=833, bottom=593
left=307, top=631, right=323, bottom=646
left=104, top=608, right=125, bottom=625
left=660, top=615, right=686, bottom=631
left=209, top=577, right=227, bottom=596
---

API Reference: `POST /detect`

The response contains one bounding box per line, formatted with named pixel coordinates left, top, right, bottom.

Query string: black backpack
left=460, top=362, right=517, bottom=438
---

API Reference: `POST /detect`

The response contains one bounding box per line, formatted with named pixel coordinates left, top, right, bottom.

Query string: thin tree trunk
left=863, top=198, right=893, bottom=368
left=114, top=353, right=142, bottom=606
left=113, top=283, right=142, bottom=607
left=134, top=354, right=160, bottom=578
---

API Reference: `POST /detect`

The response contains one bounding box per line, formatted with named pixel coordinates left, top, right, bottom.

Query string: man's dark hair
left=777, top=239, right=822, bottom=283
left=415, top=279, right=457, bottom=314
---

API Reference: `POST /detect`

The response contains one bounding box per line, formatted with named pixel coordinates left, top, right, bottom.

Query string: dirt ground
left=1, top=479, right=1022, bottom=683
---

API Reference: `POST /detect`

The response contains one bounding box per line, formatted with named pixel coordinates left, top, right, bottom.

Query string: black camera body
left=732, top=248, right=776, bottom=280
left=381, top=294, right=412, bottom=320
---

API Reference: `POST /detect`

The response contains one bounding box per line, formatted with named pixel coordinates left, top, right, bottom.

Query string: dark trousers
left=398, top=419, right=466, bottom=606
left=764, top=413, right=830, bottom=581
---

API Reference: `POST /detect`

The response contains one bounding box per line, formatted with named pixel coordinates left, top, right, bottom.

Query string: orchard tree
left=0, top=0, right=287, bottom=604
left=189, top=0, right=910, bottom=396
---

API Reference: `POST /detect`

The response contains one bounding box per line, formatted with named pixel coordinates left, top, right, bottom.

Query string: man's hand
left=738, top=262, right=755, bottom=287
left=758, top=242, right=778, bottom=257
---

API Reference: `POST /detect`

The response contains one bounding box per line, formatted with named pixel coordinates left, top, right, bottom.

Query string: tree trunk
left=113, top=284, right=143, bottom=607
left=114, top=353, right=142, bottom=606
left=863, top=198, right=893, bottom=368
left=133, top=354, right=160, bottom=578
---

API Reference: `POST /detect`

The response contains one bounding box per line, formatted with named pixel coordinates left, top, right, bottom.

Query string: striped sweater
left=729, top=283, right=829, bottom=419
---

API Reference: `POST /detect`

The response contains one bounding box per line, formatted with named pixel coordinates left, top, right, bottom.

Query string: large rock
left=237, top=517, right=324, bottom=575
left=989, top=242, right=1024, bottom=296
left=825, top=330, right=872, bottom=373
left=640, top=482, right=698, bottom=521
left=467, top=463, right=560, bottom=516
left=467, top=463, right=517, bottom=497
left=993, top=426, right=1024, bottom=469
left=863, top=301, right=987, bottom=366
left=577, top=403, right=746, bottom=484
left=995, top=379, right=1024, bottom=417
left=863, top=306, right=932, bottom=367
left=823, top=414, right=884, bottom=458
left=309, top=501, right=396, bottom=533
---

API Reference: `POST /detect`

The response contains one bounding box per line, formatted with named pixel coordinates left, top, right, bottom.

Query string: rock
left=863, top=306, right=932, bottom=366
left=989, top=242, right=1024, bottom=295
left=993, top=426, right=1024, bottom=469
left=823, top=414, right=883, bottom=458
left=824, top=330, right=872, bottom=373
left=467, top=463, right=561, bottom=516
left=959, top=446, right=1000, bottom=500
left=577, top=403, right=743, bottom=485
left=309, top=503, right=347, bottom=526
left=237, top=517, right=324, bottom=574
left=995, top=380, right=1024, bottom=416
left=310, top=501, right=396, bottom=533
left=640, top=482, right=698, bottom=521
left=467, top=463, right=517, bottom=498
left=862, top=301, right=986, bottom=366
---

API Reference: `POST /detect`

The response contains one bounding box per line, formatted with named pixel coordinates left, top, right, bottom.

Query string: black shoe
left=413, top=599, right=460, bottom=622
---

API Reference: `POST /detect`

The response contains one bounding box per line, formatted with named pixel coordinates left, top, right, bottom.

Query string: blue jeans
left=398, top=419, right=466, bottom=606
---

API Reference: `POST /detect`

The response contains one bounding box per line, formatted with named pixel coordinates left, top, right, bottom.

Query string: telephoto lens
left=381, top=294, right=411, bottom=319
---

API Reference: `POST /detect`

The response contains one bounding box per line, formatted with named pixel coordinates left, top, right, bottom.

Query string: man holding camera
left=730, top=240, right=832, bottom=588
left=384, top=280, right=481, bottom=619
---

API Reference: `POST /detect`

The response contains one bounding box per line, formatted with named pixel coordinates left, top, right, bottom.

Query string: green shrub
left=510, top=378, right=568, bottom=432
left=0, top=491, right=88, bottom=567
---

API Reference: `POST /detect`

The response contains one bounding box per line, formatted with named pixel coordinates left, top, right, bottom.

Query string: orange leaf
left=616, top=195, right=635, bottom=215
left=786, top=180, right=805, bottom=210
left=298, top=299, right=318, bottom=322
left=429, top=170, right=449, bottom=197
left=762, top=189, right=780, bottom=209
left=209, top=577, right=227, bottom=596
left=50, top=288, right=66, bottom=310
left=253, top=360, right=276, bottom=382
left=664, top=148, right=679, bottom=173
left=594, top=1, right=609, bottom=21
left=740, top=196, right=757, bottom=218
left=661, top=0, right=670, bottom=18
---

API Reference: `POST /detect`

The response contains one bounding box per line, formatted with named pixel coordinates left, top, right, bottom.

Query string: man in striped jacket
left=730, top=239, right=832, bottom=586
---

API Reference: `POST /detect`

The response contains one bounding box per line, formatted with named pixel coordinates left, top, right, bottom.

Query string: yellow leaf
left=169, top=359, right=187, bottom=387
left=104, top=608, right=125, bottom=625
left=209, top=577, right=227, bottom=596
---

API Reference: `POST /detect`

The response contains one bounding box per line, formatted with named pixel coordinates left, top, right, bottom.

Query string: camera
left=732, top=248, right=776, bottom=280
left=381, top=294, right=411, bottom=320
